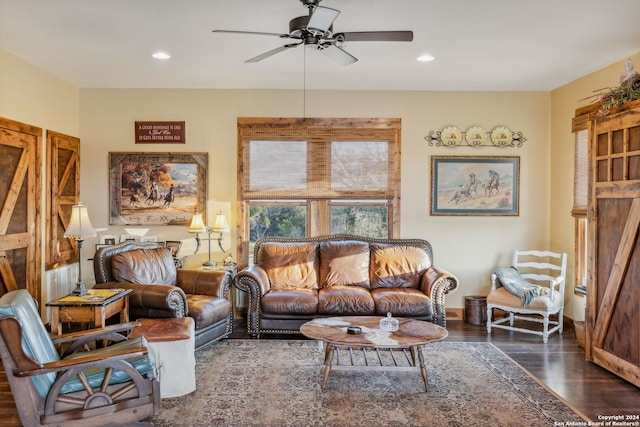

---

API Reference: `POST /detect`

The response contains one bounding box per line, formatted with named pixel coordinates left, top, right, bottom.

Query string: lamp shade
left=64, top=203, right=96, bottom=239
left=212, top=211, right=229, bottom=233
left=188, top=213, right=206, bottom=233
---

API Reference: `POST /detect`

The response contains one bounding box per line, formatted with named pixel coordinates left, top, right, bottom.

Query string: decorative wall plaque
left=425, top=125, right=526, bottom=148
left=135, top=121, right=185, bottom=144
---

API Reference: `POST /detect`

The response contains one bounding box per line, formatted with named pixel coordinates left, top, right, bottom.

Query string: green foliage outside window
left=249, top=203, right=388, bottom=243
left=331, top=205, right=388, bottom=238
left=249, top=205, right=306, bottom=241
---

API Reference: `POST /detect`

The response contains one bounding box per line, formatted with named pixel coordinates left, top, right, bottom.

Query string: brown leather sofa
left=93, top=241, right=232, bottom=348
left=235, top=235, right=459, bottom=337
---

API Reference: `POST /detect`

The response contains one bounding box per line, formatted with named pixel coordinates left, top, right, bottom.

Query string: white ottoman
left=130, top=317, right=196, bottom=398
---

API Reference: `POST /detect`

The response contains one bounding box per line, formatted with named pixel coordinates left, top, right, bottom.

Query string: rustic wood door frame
left=0, top=117, right=42, bottom=303
left=586, top=103, right=640, bottom=387
left=46, top=130, right=80, bottom=269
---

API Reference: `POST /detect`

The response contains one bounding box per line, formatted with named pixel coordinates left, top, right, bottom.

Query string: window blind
left=572, top=129, right=588, bottom=217
left=238, top=118, right=400, bottom=201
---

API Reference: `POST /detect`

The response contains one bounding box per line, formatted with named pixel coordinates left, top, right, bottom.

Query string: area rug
left=147, top=340, right=590, bottom=427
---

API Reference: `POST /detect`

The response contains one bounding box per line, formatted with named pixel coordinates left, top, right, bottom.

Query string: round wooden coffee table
left=300, top=316, right=447, bottom=391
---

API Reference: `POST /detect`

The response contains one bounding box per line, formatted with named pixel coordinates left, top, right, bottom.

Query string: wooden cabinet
left=586, top=100, right=640, bottom=387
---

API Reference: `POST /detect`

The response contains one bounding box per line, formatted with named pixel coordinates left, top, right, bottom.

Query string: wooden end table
left=46, top=288, right=132, bottom=335
left=300, top=316, right=448, bottom=391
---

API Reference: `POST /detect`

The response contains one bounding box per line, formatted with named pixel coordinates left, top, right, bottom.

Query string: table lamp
left=188, top=212, right=206, bottom=253
left=188, top=212, right=216, bottom=267
left=212, top=210, right=230, bottom=255
left=64, top=202, right=96, bottom=296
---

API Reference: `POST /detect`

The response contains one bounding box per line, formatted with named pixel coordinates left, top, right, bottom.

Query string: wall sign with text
left=135, top=121, right=185, bottom=143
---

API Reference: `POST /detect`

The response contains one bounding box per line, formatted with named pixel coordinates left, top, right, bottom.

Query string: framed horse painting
left=109, top=152, right=208, bottom=225
left=430, top=156, right=519, bottom=216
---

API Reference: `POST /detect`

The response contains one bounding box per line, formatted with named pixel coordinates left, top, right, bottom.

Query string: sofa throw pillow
left=111, top=248, right=177, bottom=286
left=494, top=267, right=551, bottom=306
left=318, top=240, right=370, bottom=289
left=258, top=242, right=319, bottom=289
left=370, top=244, right=430, bottom=289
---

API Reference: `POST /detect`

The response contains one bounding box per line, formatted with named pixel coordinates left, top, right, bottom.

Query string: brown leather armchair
left=93, top=241, right=232, bottom=348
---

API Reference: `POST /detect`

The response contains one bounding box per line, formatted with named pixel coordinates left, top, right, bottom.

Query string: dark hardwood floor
left=443, top=320, right=640, bottom=422
left=2, top=319, right=638, bottom=426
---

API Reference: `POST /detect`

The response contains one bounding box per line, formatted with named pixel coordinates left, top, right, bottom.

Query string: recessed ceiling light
left=152, top=52, right=171, bottom=60
left=417, top=54, right=435, bottom=62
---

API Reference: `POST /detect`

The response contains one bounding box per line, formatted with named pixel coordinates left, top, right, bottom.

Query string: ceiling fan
left=212, top=0, right=413, bottom=65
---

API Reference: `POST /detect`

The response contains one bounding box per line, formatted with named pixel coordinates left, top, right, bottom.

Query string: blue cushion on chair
left=0, top=290, right=59, bottom=397
left=60, top=336, right=156, bottom=394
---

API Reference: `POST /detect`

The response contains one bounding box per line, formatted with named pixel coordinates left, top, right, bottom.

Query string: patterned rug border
left=151, top=339, right=591, bottom=426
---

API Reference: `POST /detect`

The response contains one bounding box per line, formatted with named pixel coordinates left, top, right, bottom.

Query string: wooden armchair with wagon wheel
left=0, top=289, right=161, bottom=426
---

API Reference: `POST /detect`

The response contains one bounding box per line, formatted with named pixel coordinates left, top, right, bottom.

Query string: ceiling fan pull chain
left=303, top=45, right=307, bottom=119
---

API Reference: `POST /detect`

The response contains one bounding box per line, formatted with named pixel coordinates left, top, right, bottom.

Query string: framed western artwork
left=430, top=156, right=520, bottom=216
left=109, top=152, right=207, bottom=225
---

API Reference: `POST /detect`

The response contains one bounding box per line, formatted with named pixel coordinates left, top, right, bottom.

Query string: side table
left=46, top=288, right=132, bottom=335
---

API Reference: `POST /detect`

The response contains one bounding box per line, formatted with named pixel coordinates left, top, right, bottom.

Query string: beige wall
left=0, top=50, right=79, bottom=134
left=0, top=50, right=80, bottom=313
left=3, top=45, right=639, bottom=317
left=80, top=88, right=551, bottom=310
left=550, top=51, right=640, bottom=320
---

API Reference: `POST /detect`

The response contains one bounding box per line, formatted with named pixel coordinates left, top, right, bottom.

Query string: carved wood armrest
left=13, top=347, right=149, bottom=377
left=52, top=321, right=141, bottom=344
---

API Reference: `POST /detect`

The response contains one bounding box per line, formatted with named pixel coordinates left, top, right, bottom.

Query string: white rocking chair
left=486, top=250, right=567, bottom=343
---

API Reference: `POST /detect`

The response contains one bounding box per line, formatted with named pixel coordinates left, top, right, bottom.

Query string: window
left=572, top=124, right=589, bottom=295
left=330, top=201, right=389, bottom=237
left=238, top=118, right=401, bottom=263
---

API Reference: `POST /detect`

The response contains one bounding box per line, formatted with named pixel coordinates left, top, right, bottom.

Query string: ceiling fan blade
left=245, top=43, right=300, bottom=63
left=307, top=6, right=340, bottom=35
left=318, top=44, right=357, bottom=66
left=337, top=31, right=414, bottom=42
left=212, top=29, right=291, bottom=38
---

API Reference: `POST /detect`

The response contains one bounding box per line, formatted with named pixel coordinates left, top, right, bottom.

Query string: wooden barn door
left=0, top=118, right=42, bottom=304
left=586, top=103, right=640, bottom=387
left=46, top=131, right=80, bottom=269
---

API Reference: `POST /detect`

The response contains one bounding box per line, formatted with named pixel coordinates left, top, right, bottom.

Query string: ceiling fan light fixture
left=289, top=15, right=310, bottom=38
left=214, top=0, right=411, bottom=65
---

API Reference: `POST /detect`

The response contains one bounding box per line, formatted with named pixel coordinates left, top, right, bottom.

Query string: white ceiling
left=1, top=0, right=639, bottom=91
